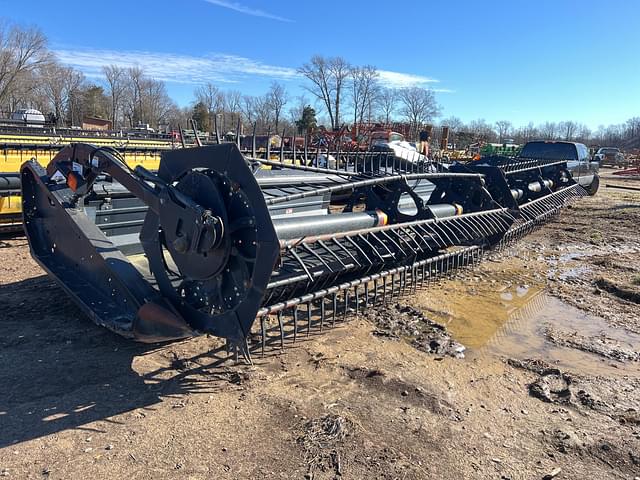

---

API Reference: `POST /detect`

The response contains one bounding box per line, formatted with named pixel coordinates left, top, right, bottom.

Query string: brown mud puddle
left=411, top=256, right=640, bottom=378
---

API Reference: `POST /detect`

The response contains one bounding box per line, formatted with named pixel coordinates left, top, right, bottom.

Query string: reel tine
left=307, top=301, right=312, bottom=336
left=260, top=315, right=266, bottom=358
left=332, top=293, right=337, bottom=327
left=373, top=278, right=379, bottom=304
left=390, top=273, right=396, bottom=299
left=293, top=305, right=298, bottom=343
left=320, top=297, right=325, bottom=331
left=382, top=275, right=387, bottom=303
left=344, top=289, right=350, bottom=320
left=277, top=310, right=285, bottom=349
left=239, top=337, right=252, bottom=365
left=364, top=281, right=369, bottom=308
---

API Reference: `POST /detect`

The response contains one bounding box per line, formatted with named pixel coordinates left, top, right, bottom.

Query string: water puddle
left=413, top=269, right=640, bottom=377
left=481, top=293, right=640, bottom=377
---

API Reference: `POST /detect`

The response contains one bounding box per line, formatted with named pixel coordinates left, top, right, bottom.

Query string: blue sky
left=3, top=0, right=639, bottom=128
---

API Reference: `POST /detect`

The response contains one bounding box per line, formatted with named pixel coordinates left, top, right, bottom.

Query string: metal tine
left=412, top=266, right=418, bottom=293
left=355, top=285, right=360, bottom=314
left=293, top=305, right=298, bottom=343
left=480, top=212, right=504, bottom=236
left=260, top=315, right=267, bottom=357
left=449, top=216, right=475, bottom=242
left=320, top=297, right=325, bottom=331
left=242, top=337, right=253, bottom=365
left=390, top=273, right=396, bottom=299
left=402, top=269, right=409, bottom=294
left=432, top=222, right=456, bottom=246
left=277, top=310, right=285, bottom=349
left=468, top=215, right=493, bottom=239
left=332, top=293, right=337, bottom=327
left=306, top=301, right=312, bottom=336
left=364, top=281, right=369, bottom=308
left=423, top=223, right=448, bottom=249
left=373, top=279, right=379, bottom=305
left=439, top=219, right=464, bottom=244
left=382, top=275, right=387, bottom=303
left=343, top=289, right=349, bottom=320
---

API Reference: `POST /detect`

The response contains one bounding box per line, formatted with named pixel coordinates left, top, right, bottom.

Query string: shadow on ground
left=0, top=275, right=235, bottom=448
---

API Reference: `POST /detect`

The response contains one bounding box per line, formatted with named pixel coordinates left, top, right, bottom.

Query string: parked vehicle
left=10, top=109, right=45, bottom=127
left=518, top=140, right=600, bottom=195
left=593, top=147, right=626, bottom=167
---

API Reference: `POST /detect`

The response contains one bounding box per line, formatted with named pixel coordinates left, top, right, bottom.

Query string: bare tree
left=122, top=66, right=143, bottom=127
left=559, top=120, right=578, bottom=141
left=288, top=94, right=309, bottom=125
left=377, top=88, right=397, bottom=124
left=65, top=71, right=88, bottom=126
left=298, top=55, right=350, bottom=129
left=495, top=120, right=512, bottom=142
left=103, top=65, right=126, bottom=128
left=121, top=67, right=173, bottom=128
left=38, top=63, right=84, bottom=125
left=625, top=117, right=640, bottom=138
left=221, top=89, right=242, bottom=133
left=266, top=81, right=288, bottom=132
left=468, top=119, right=497, bottom=142
left=398, top=87, right=440, bottom=139
left=241, top=95, right=257, bottom=126
left=166, top=105, right=192, bottom=131
left=240, top=94, right=273, bottom=133
left=440, top=116, right=464, bottom=133
left=577, top=124, right=591, bottom=144
left=0, top=21, right=50, bottom=110
left=141, top=77, right=174, bottom=127
left=539, top=122, right=557, bottom=140
left=349, top=65, right=378, bottom=134
left=516, top=122, right=538, bottom=143
left=195, top=82, right=223, bottom=128
left=329, top=57, right=350, bottom=128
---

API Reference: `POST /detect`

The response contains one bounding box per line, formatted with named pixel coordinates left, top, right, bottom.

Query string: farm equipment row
left=19, top=142, right=587, bottom=359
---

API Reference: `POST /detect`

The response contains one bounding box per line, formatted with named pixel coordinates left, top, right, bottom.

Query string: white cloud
left=378, top=70, right=439, bottom=88
left=203, top=0, right=293, bottom=22
left=53, top=48, right=299, bottom=84
left=432, top=88, right=456, bottom=94
left=53, top=48, right=453, bottom=94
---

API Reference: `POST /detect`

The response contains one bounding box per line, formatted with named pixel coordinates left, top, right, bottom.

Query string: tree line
left=441, top=117, right=640, bottom=149
left=1, top=20, right=638, bottom=148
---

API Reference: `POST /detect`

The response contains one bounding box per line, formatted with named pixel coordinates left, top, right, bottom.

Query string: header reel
left=20, top=143, right=584, bottom=358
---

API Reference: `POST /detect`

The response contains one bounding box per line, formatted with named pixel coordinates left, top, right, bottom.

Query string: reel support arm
left=46, top=144, right=225, bottom=256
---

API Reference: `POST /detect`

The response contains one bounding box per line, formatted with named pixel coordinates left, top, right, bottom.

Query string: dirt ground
left=1, top=169, right=639, bottom=479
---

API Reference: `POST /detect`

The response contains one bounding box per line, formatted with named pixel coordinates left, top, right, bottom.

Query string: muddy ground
left=0, top=169, right=639, bottom=479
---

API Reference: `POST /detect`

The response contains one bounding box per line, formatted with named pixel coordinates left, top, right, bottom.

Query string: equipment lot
left=0, top=169, right=638, bottom=479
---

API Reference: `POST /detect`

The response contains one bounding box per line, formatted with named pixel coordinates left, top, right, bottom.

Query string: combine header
left=20, top=143, right=586, bottom=358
